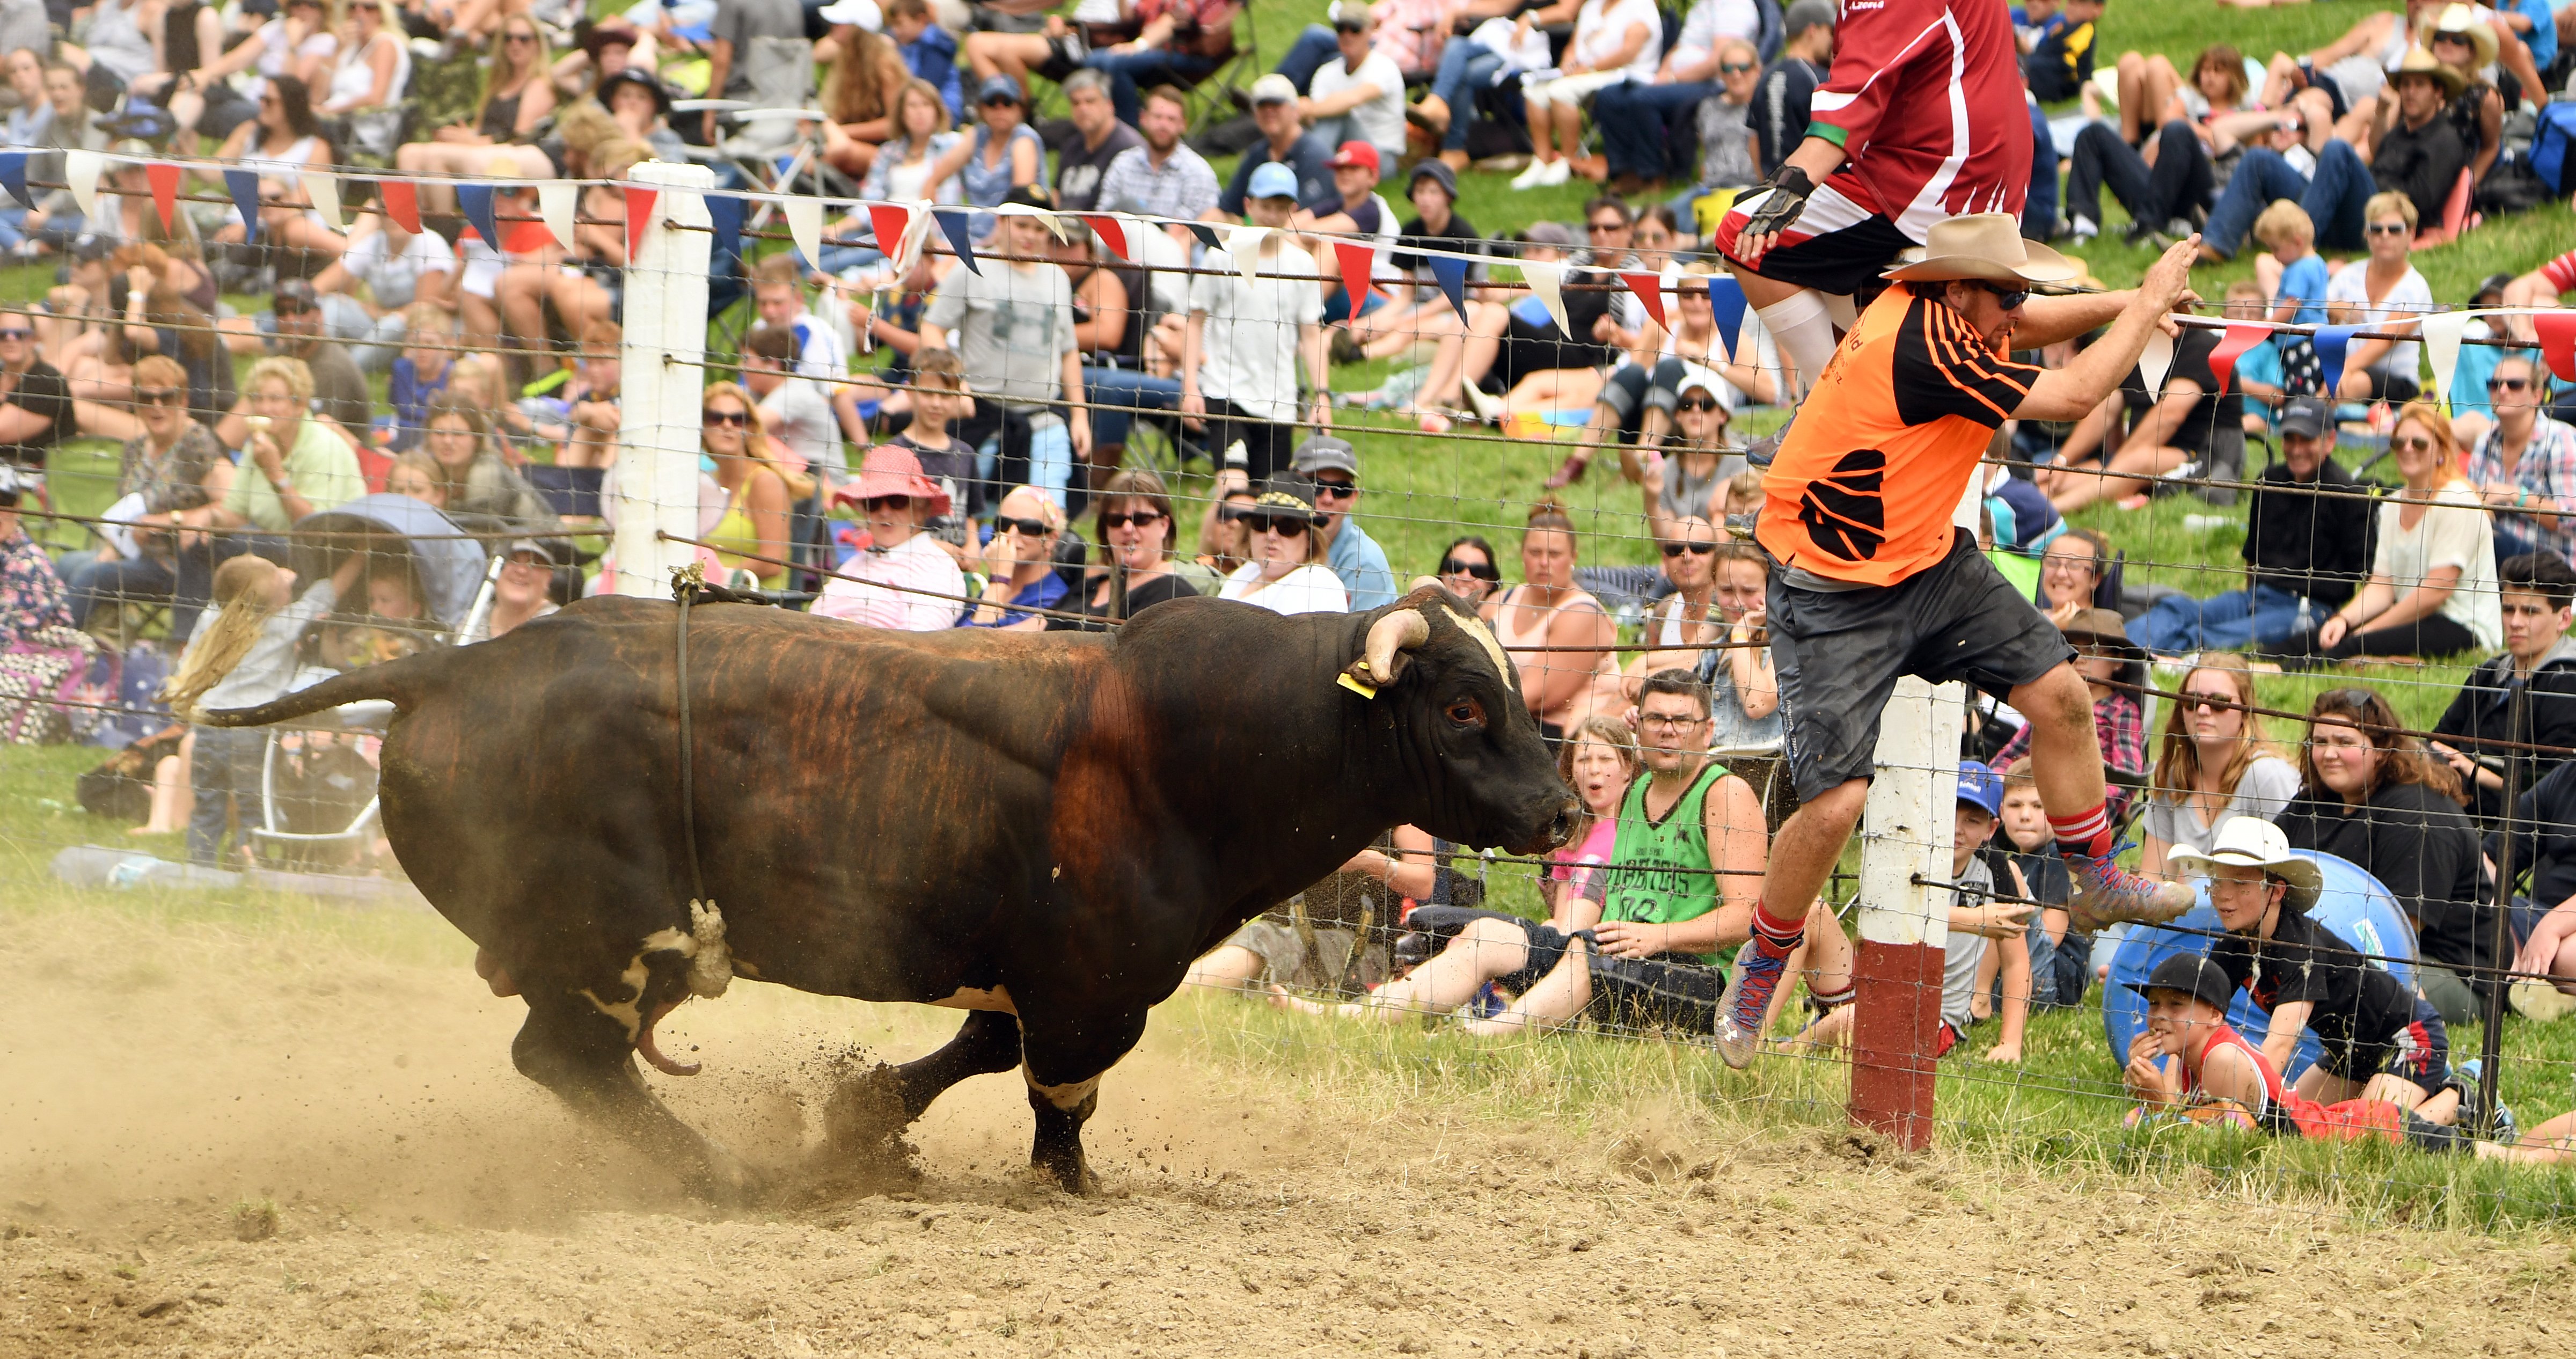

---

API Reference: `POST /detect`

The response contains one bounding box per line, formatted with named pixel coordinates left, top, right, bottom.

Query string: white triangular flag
left=782, top=195, right=823, bottom=270
left=2139, top=327, right=2174, bottom=394
left=994, top=201, right=1065, bottom=242
left=1522, top=258, right=1570, bottom=338
left=2421, top=310, right=2472, bottom=410
left=1227, top=226, right=1268, bottom=281
left=537, top=180, right=579, bottom=251
left=65, top=150, right=100, bottom=221
left=299, top=170, right=341, bottom=231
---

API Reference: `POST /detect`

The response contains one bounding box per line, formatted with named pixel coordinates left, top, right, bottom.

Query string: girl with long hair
left=820, top=27, right=912, bottom=176
left=2140, top=654, right=2300, bottom=875
left=698, top=382, right=810, bottom=587
left=395, top=15, right=559, bottom=209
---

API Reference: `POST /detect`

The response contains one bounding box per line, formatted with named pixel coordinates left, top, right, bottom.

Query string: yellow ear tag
left=1337, top=673, right=1379, bottom=699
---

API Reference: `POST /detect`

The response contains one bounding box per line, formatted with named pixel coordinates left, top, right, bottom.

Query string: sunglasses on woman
left=2183, top=690, right=2237, bottom=712
left=862, top=494, right=912, bottom=511
left=994, top=515, right=1052, bottom=537
left=1661, top=541, right=1716, bottom=558
left=1438, top=557, right=1499, bottom=580
left=1099, top=511, right=1164, bottom=530
left=2391, top=435, right=2438, bottom=453
left=703, top=408, right=750, bottom=426
left=134, top=387, right=182, bottom=405
left=1224, top=511, right=1308, bottom=536
left=1675, top=397, right=1719, bottom=413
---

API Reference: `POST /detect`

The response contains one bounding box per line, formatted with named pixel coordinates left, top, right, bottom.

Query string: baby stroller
left=247, top=495, right=503, bottom=872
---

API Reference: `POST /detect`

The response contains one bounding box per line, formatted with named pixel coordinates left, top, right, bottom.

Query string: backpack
left=2534, top=100, right=2576, bottom=197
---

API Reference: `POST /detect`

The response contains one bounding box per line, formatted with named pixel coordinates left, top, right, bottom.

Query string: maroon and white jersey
left=1804, top=0, right=2031, bottom=239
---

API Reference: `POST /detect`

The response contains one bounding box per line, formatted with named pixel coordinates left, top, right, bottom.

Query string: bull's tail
left=198, top=655, right=434, bottom=728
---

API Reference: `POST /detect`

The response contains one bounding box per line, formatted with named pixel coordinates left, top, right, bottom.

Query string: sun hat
left=1246, top=160, right=1299, bottom=201
left=816, top=0, right=882, bottom=31
left=595, top=67, right=671, bottom=117
left=2388, top=45, right=2467, bottom=99
left=2141, top=953, right=2237, bottom=1012
left=1251, top=476, right=1322, bottom=523
left=2059, top=606, right=2147, bottom=692
left=1956, top=760, right=2004, bottom=818
left=580, top=19, right=640, bottom=60
left=833, top=444, right=953, bottom=517
left=1882, top=213, right=2080, bottom=286
left=2167, top=815, right=2325, bottom=913
left=1327, top=140, right=1380, bottom=175
left=2420, top=3, right=2499, bottom=69
left=1249, top=72, right=1298, bottom=105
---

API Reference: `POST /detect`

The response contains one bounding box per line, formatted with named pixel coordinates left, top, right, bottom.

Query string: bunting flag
left=2138, top=326, right=2175, bottom=395
left=142, top=162, right=180, bottom=231
left=380, top=178, right=420, bottom=233
left=784, top=195, right=824, bottom=271
left=2310, top=324, right=2356, bottom=397
left=1331, top=240, right=1377, bottom=307
left=2207, top=323, right=2272, bottom=397
left=64, top=150, right=100, bottom=221
left=867, top=201, right=912, bottom=258
left=300, top=170, right=341, bottom=231
left=537, top=180, right=579, bottom=251
left=624, top=185, right=660, bottom=261
left=932, top=208, right=977, bottom=274
left=2537, top=311, right=2576, bottom=385
left=705, top=190, right=745, bottom=267
left=2419, top=311, right=2470, bottom=408
left=1521, top=259, right=1569, bottom=338
left=1620, top=271, right=1668, bottom=332
left=1184, top=222, right=1220, bottom=252
left=456, top=182, right=501, bottom=251
left=222, top=168, right=261, bottom=243
left=0, top=151, right=29, bottom=210
left=1428, top=254, right=1470, bottom=327
left=1080, top=213, right=1126, bottom=261
left=1226, top=226, right=1269, bottom=281
left=1706, top=274, right=1747, bottom=362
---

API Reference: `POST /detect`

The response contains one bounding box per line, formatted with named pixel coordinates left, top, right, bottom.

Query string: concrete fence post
left=1848, top=676, right=1963, bottom=1149
left=610, top=160, right=715, bottom=597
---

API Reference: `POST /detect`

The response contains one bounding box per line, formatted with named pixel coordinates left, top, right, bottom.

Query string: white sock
left=1758, top=289, right=1837, bottom=390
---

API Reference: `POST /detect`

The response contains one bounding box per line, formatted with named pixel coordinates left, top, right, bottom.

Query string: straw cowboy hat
left=1882, top=213, right=2081, bottom=286
left=2167, top=816, right=2325, bottom=914
left=2419, top=4, right=2499, bottom=71
left=2389, top=44, right=2468, bottom=99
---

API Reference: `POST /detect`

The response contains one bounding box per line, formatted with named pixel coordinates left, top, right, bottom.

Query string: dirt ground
left=3, top=901, right=2570, bottom=1359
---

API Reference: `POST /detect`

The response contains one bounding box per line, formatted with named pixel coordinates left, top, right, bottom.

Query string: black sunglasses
left=1978, top=281, right=2030, bottom=310
left=2183, top=691, right=2237, bottom=712
left=1224, top=511, right=1309, bottom=536
left=1099, top=510, right=1165, bottom=529
left=0, top=327, right=30, bottom=340
left=1333, top=20, right=1367, bottom=33
left=1661, top=541, right=1717, bottom=558
left=1675, top=397, right=1720, bottom=413
left=2489, top=376, right=2533, bottom=391
left=1587, top=220, right=1627, bottom=233
left=1719, top=61, right=1757, bottom=74
left=1439, top=557, right=1499, bottom=580
left=134, top=386, right=182, bottom=405
left=862, top=494, right=913, bottom=511
left=702, top=408, right=750, bottom=426
left=1312, top=479, right=1358, bottom=498
left=994, top=515, right=1052, bottom=537
left=2365, top=222, right=2409, bottom=236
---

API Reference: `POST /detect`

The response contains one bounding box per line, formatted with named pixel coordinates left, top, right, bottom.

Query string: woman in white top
left=2295, top=400, right=2501, bottom=663
left=2326, top=189, right=2435, bottom=403
left=318, top=0, right=409, bottom=159
left=856, top=79, right=966, bottom=208
left=1218, top=480, right=1348, bottom=617
left=185, top=0, right=340, bottom=113
left=212, top=73, right=332, bottom=177
left=1509, top=0, right=1661, bottom=188
left=2140, top=654, right=2301, bottom=876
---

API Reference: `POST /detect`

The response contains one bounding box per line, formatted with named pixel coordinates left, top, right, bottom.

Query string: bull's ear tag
left=1337, top=672, right=1379, bottom=700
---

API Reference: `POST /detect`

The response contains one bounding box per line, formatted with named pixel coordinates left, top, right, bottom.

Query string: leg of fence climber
left=1849, top=676, right=1962, bottom=1150
left=612, top=159, right=718, bottom=597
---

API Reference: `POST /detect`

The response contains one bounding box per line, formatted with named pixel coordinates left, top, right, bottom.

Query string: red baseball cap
left=1327, top=140, right=1380, bottom=175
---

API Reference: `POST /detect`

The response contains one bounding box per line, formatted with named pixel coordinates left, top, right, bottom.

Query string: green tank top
left=1603, top=761, right=1729, bottom=965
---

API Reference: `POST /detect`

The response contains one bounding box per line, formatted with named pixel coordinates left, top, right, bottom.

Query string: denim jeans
left=2205, top=140, right=2373, bottom=258
left=1591, top=79, right=1715, bottom=179
left=188, top=725, right=267, bottom=867
left=58, top=550, right=178, bottom=630
left=0, top=205, right=25, bottom=251
left=1272, top=25, right=1341, bottom=92
left=1086, top=47, right=1222, bottom=126
left=1428, top=39, right=1506, bottom=152
left=1082, top=366, right=1182, bottom=448
left=2129, top=582, right=2314, bottom=653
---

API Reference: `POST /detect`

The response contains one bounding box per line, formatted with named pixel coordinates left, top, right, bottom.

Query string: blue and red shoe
left=1713, top=945, right=1789, bottom=1069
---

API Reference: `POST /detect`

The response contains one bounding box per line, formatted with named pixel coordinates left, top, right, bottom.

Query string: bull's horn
left=1408, top=575, right=1442, bottom=595
left=1347, top=608, right=1429, bottom=688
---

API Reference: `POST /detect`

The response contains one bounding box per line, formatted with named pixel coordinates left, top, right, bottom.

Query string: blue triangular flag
left=933, top=208, right=979, bottom=274
left=0, top=151, right=29, bottom=210
left=1428, top=254, right=1470, bottom=327
left=706, top=192, right=745, bottom=273
left=456, top=182, right=501, bottom=254
left=1707, top=274, right=1748, bottom=363
left=223, top=167, right=261, bottom=243
left=1185, top=222, right=1221, bottom=251
left=2311, top=324, right=2355, bottom=398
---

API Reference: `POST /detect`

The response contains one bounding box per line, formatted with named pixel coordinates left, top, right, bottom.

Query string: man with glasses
left=1590, top=0, right=1767, bottom=198
left=1710, top=214, right=2201, bottom=1067
left=1297, top=3, right=1405, bottom=173
left=2198, top=57, right=2463, bottom=267
left=2465, top=354, right=2576, bottom=566
left=0, top=311, right=70, bottom=483
left=1290, top=435, right=1394, bottom=611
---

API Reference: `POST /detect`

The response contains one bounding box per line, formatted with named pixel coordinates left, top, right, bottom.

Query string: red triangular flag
left=1331, top=240, right=1377, bottom=308
left=2207, top=323, right=2270, bottom=397
left=1081, top=213, right=1126, bottom=261
left=143, top=163, right=180, bottom=230
left=866, top=202, right=911, bottom=260
left=2537, top=311, right=2576, bottom=385
left=1620, top=272, right=1668, bottom=332
left=624, top=186, right=659, bottom=261
left=380, top=179, right=420, bottom=233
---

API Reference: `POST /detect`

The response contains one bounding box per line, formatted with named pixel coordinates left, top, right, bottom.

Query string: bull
left=208, top=586, right=1576, bottom=1198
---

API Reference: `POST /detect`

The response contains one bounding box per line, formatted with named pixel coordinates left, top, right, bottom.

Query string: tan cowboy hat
left=2167, top=816, right=2325, bottom=914
left=2389, top=44, right=2468, bottom=99
left=2419, top=4, right=2499, bottom=71
left=1881, top=213, right=2080, bottom=286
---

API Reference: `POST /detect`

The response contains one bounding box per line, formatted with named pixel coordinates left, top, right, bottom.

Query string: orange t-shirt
left=1755, top=287, right=2043, bottom=586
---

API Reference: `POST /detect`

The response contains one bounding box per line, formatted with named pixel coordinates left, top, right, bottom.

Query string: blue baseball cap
left=1246, top=160, right=1299, bottom=201
left=1956, top=761, right=2004, bottom=819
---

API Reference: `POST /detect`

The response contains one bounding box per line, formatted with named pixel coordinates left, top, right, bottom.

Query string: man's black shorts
left=1769, top=528, right=2074, bottom=802
left=2315, top=993, right=2451, bottom=1099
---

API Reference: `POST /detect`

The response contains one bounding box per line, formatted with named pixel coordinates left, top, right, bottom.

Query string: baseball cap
left=1673, top=363, right=1732, bottom=408
left=503, top=537, right=568, bottom=565
left=2474, top=271, right=2517, bottom=304
left=1249, top=72, right=1298, bottom=105
left=272, top=278, right=319, bottom=314
left=1956, top=760, right=2004, bottom=819
left=977, top=74, right=1026, bottom=106
left=1001, top=182, right=1053, bottom=210
left=1328, top=140, right=1380, bottom=175
left=1784, top=0, right=1835, bottom=35
left=1328, top=0, right=1370, bottom=28
left=1406, top=158, right=1457, bottom=199
left=1246, top=160, right=1299, bottom=201
left=2277, top=395, right=2333, bottom=440
left=2142, top=953, right=2236, bottom=1012
left=1291, top=434, right=1358, bottom=479
left=816, top=0, right=882, bottom=30
left=1520, top=220, right=1579, bottom=249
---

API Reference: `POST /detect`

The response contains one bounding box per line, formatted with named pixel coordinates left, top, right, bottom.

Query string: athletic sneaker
left=2450, top=1060, right=2518, bottom=1143
left=2065, top=852, right=2194, bottom=933
left=1713, top=946, right=1789, bottom=1069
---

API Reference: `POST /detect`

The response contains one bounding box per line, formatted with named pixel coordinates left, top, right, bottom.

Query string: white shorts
left=1522, top=69, right=1631, bottom=111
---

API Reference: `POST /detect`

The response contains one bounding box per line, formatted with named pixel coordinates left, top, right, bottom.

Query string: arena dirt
left=2, top=902, right=2568, bottom=1359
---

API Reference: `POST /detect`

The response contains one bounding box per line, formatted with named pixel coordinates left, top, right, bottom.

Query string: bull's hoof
left=1031, top=1151, right=1100, bottom=1197
left=684, top=1144, right=767, bottom=1208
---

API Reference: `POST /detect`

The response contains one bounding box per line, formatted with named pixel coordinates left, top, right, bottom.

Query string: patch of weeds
left=418, top=1288, right=454, bottom=1313
left=231, top=1200, right=280, bottom=1242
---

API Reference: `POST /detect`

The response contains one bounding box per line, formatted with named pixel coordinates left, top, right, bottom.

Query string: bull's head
left=1343, top=584, right=1578, bottom=857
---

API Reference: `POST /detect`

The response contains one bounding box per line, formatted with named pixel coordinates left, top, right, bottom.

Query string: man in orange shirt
left=1713, top=215, right=2204, bottom=1068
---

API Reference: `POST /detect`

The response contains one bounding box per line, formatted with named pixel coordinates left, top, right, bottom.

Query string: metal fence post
left=610, top=160, right=715, bottom=597
left=1849, top=677, right=1963, bottom=1149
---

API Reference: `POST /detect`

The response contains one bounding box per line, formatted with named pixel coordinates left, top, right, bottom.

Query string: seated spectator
left=1623, top=516, right=1723, bottom=697
left=815, top=445, right=967, bottom=629
left=743, top=327, right=839, bottom=484
left=1216, top=477, right=1347, bottom=616
left=1696, top=539, right=1783, bottom=756
left=1412, top=1, right=1560, bottom=173
left=2061, top=95, right=2217, bottom=247
left=2184, top=813, right=2462, bottom=1112
left=1415, top=221, right=1629, bottom=423
left=2135, top=397, right=2376, bottom=655
left=419, top=394, right=554, bottom=529
left=882, top=0, right=961, bottom=119
left=310, top=210, right=457, bottom=371
left=1295, top=3, right=1405, bottom=173
left=962, top=0, right=1124, bottom=99
left=169, top=0, right=338, bottom=142
left=2031, top=526, right=2108, bottom=629
left=596, top=68, right=687, bottom=161
left=2282, top=400, right=2498, bottom=664
left=1180, top=170, right=1326, bottom=484
left=1096, top=85, right=1222, bottom=243
left=260, top=280, right=372, bottom=435
left=2023, top=0, right=2099, bottom=103
left=819, top=21, right=911, bottom=178
left=1490, top=497, right=1617, bottom=739
left=2038, top=319, right=2244, bottom=514
left=2443, top=273, right=2522, bottom=445
left=1995, top=759, right=2081, bottom=1010
left=386, top=451, right=444, bottom=506
left=750, top=254, right=852, bottom=423
left=1511, top=0, right=1661, bottom=189
left=2248, top=200, right=2330, bottom=399
left=2139, top=655, right=2299, bottom=879
left=2326, top=191, right=2436, bottom=404
left=1349, top=160, right=1483, bottom=407
left=1, top=299, right=72, bottom=484
left=1050, top=69, right=1145, bottom=214
left=1993, top=608, right=2149, bottom=812
left=0, top=463, right=64, bottom=653
left=394, top=15, right=560, bottom=204
left=2463, top=354, right=2576, bottom=564
left=1291, top=141, right=1400, bottom=325
left=1433, top=533, right=1502, bottom=609
left=698, top=381, right=801, bottom=587
left=1047, top=467, right=1202, bottom=630
left=1083, top=0, right=1238, bottom=128
left=880, top=348, right=977, bottom=514
left=317, top=0, right=411, bottom=162
left=1590, top=0, right=1763, bottom=197
left=1668, top=38, right=1765, bottom=204
left=2421, top=9, right=2505, bottom=185
left=550, top=18, right=643, bottom=104
left=2200, top=55, right=2464, bottom=265
left=1616, top=365, right=1746, bottom=539
left=2275, top=688, right=2494, bottom=1025
left=211, top=357, right=364, bottom=535
left=58, top=357, right=233, bottom=633
left=2431, top=552, right=2576, bottom=824
left=465, top=539, right=564, bottom=642
left=1269, top=0, right=1460, bottom=96
left=1292, top=436, right=1395, bottom=612
left=387, top=302, right=458, bottom=453
left=857, top=77, right=968, bottom=209
left=960, top=484, right=1071, bottom=629
left=1193, top=476, right=1260, bottom=580
left=950, top=76, right=1046, bottom=239
left=2497, top=749, right=2576, bottom=1013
